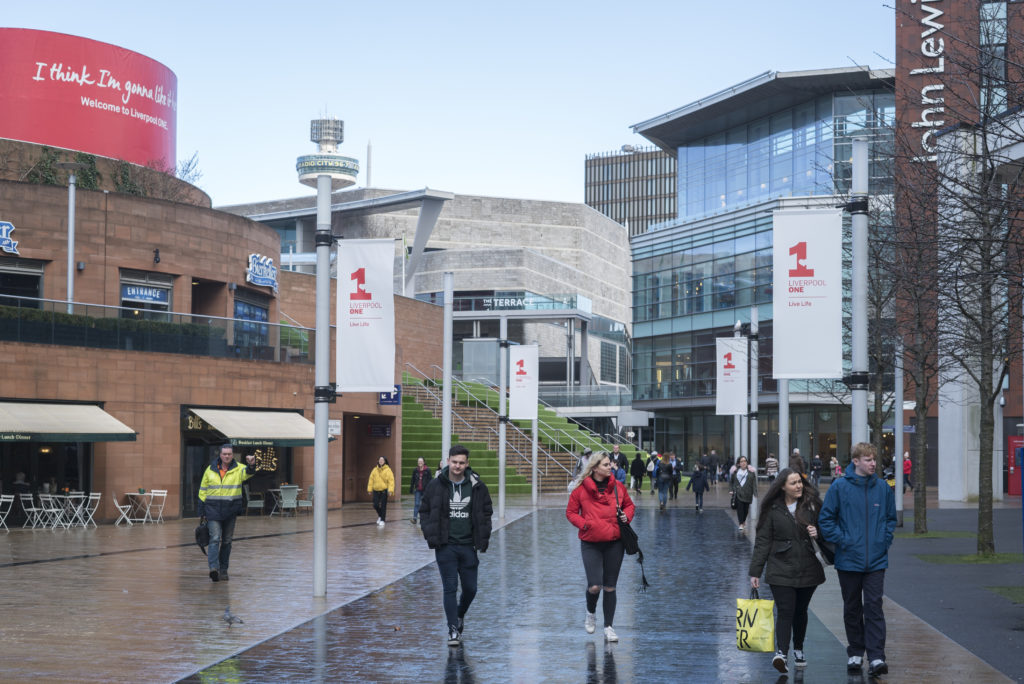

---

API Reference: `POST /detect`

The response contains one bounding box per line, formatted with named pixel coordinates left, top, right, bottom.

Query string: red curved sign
left=0, top=28, right=176, bottom=167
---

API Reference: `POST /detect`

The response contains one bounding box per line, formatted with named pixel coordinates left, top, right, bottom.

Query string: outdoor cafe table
left=124, top=492, right=153, bottom=523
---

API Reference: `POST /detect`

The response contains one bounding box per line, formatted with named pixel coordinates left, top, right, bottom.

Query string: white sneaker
left=377, top=520, right=385, bottom=527
left=603, top=626, right=618, bottom=642
left=847, top=655, right=863, bottom=672
left=793, top=649, right=807, bottom=667
left=584, top=612, right=596, bottom=634
left=773, top=651, right=788, bottom=673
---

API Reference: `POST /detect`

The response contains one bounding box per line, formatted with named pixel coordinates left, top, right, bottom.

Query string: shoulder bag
left=613, top=483, right=650, bottom=591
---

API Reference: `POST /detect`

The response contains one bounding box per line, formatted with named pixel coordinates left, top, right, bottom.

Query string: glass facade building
left=629, top=69, right=894, bottom=466
left=585, top=146, right=677, bottom=236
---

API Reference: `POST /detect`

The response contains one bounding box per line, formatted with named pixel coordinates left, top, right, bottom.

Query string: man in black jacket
left=419, top=444, right=493, bottom=646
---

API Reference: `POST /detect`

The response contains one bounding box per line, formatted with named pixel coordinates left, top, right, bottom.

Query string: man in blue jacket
left=819, top=442, right=897, bottom=677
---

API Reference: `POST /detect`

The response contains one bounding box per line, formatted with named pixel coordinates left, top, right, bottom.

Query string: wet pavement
left=0, top=485, right=1019, bottom=683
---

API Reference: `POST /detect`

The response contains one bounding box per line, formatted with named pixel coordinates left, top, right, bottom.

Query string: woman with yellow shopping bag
left=748, top=468, right=826, bottom=674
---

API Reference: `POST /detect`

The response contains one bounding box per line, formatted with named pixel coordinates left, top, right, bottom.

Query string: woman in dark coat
left=748, top=468, right=826, bottom=674
left=629, top=453, right=646, bottom=493
left=729, top=456, right=757, bottom=530
left=685, top=463, right=711, bottom=512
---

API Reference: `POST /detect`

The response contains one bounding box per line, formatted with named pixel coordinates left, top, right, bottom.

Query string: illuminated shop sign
left=120, top=284, right=169, bottom=304
left=246, top=254, right=278, bottom=293
left=0, top=221, right=19, bottom=255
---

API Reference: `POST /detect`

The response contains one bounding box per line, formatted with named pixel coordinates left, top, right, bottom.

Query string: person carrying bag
left=736, top=588, right=775, bottom=654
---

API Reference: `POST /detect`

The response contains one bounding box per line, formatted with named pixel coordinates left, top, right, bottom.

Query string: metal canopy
left=0, top=402, right=137, bottom=442
left=189, top=408, right=318, bottom=447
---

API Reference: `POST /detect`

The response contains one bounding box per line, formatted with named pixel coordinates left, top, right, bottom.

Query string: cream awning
left=0, top=402, right=137, bottom=442
left=189, top=408, right=316, bottom=446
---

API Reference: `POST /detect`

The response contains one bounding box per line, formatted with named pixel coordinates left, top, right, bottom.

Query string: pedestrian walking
left=419, top=444, right=494, bottom=647
left=629, top=452, right=646, bottom=493
left=409, top=457, right=432, bottom=524
left=655, top=453, right=673, bottom=510
left=614, top=460, right=627, bottom=484
left=367, top=456, right=395, bottom=526
left=611, top=444, right=628, bottom=471
left=729, top=456, right=757, bottom=531
left=810, top=454, right=823, bottom=489
left=819, top=442, right=897, bottom=677
left=902, top=453, right=913, bottom=491
left=830, top=455, right=840, bottom=479
left=668, top=452, right=682, bottom=500
left=748, top=468, right=827, bottom=674
left=685, top=463, right=711, bottom=512
left=646, top=451, right=658, bottom=494
left=765, top=453, right=779, bottom=482
left=197, top=443, right=256, bottom=583
left=566, top=451, right=635, bottom=643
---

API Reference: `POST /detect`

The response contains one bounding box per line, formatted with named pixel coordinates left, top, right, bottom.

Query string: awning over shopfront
left=0, top=402, right=137, bottom=442
left=188, top=408, right=317, bottom=447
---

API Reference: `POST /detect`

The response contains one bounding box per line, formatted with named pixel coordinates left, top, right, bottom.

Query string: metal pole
left=749, top=305, right=760, bottom=520
left=734, top=321, right=743, bottom=465
left=531, top=418, right=538, bottom=507
left=498, top=316, right=508, bottom=519
left=312, top=173, right=332, bottom=598
left=442, top=273, right=454, bottom=465
left=851, top=137, right=870, bottom=444
left=66, top=172, right=77, bottom=314
left=779, top=379, right=790, bottom=471
left=894, top=340, right=905, bottom=526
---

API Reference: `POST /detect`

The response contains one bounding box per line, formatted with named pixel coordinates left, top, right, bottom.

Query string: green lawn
left=894, top=530, right=975, bottom=539
left=915, top=552, right=1024, bottom=565
left=986, top=586, right=1024, bottom=604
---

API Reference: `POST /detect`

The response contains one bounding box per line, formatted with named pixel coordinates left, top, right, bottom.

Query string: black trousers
left=735, top=500, right=751, bottom=525
left=837, top=569, right=887, bottom=661
left=770, top=584, right=817, bottom=654
left=372, top=490, right=388, bottom=521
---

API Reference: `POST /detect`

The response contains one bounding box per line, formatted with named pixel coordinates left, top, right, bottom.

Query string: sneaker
left=377, top=520, right=385, bottom=527
left=738, top=524, right=744, bottom=531
left=773, top=651, right=788, bottom=673
left=209, top=569, right=219, bottom=582
left=793, top=649, right=806, bottom=667
left=410, top=518, right=418, bottom=525
left=603, top=626, right=618, bottom=642
left=220, top=570, right=229, bottom=582
left=584, top=612, right=596, bottom=634
left=456, top=616, right=464, bottom=637
left=447, top=626, right=461, bottom=646
left=847, top=655, right=863, bottom=672
left=868, top=659, right=888, bottom=676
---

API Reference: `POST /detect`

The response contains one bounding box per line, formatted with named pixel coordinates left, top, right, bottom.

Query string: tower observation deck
left=296, top=118, right=359, bottom=189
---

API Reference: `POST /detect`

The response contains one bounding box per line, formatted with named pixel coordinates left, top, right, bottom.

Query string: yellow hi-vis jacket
left=198, top=459, right=255, bottom=520
left=367, top=465, right=395, bottom=495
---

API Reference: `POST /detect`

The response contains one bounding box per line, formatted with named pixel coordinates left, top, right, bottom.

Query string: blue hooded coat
left=819, top=463, right=897, bottom=572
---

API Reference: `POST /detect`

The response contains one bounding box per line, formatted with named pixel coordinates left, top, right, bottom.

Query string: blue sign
left=0, top=221, right=20, bottom=255
left=246, top=254, right=278, bottom=293
left=379, top=385, right=401, bottom=405
left=121, top=284, right=169, bottom=304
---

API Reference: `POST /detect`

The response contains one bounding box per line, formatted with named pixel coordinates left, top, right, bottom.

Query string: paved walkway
left=0, top=485, right=1020, bottom=683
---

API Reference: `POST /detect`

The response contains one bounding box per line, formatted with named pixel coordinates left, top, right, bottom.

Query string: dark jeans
left=657, top=478, right=670, bottom=505
left=372, top=490, right=388, bottom=521
left=770, top=584, right=817, bottom=654
left=693, top=490, right=705, bottom=508
left=670, top=480, right=680, bottom=499
left=435, top=543, right=479, bottom=629
left=207, top=516, right=237, bottom=572
left=838, top=569, right=887, bottom=662
left=735, top=500, right=751, bottom=525
left=413, top=490, right=424, bottom=520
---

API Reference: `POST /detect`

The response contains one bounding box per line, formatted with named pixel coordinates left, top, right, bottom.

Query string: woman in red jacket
left=566, top=451, right=636, bottom=643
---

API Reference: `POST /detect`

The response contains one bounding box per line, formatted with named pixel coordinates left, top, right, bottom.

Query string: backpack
left=646, top=459, right=655, bottom=473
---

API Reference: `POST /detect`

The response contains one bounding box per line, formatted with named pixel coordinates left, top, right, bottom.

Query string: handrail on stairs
left=403, top=363, right=572, bottom=481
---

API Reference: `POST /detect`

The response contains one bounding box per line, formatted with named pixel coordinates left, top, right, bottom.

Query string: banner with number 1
left=716, top=337, right=748, bottom=416
left=336, top=239, right=395, bottom=392
left=509, top=345, right=539, bottom=420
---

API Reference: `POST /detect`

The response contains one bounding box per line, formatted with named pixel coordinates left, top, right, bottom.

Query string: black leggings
left=736, top=500, right=750, bottom=525
left=581, top=539, right=625, bottom=627
left=770, top=584, right=817, bottom=654
left=372, top=490, right=388, bottom=521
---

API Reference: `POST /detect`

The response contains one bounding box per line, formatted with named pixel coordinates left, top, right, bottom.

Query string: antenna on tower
left=296, top=117, right=359, bottom=190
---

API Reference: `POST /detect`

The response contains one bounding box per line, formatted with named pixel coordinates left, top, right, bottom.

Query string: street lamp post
left=57, top=162, right=86, bottom=314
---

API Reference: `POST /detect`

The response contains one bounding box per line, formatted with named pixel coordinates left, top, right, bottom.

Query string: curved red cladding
left=0, top=28, right=177, bottom=168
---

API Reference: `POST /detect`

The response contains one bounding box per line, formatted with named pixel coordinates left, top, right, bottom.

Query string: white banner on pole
left=772, top=209, right=843, bottom=379
left=716, top=337, right=748, bottom=415
left=508, top=345, right=539, bottom=420
left=336, top=239, right=396, bottom=392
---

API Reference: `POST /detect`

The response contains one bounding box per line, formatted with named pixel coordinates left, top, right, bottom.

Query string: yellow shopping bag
left=736, top=589, right=775, bottom=653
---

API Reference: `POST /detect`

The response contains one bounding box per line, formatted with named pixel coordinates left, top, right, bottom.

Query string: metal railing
left=403, top=363, right=573, bottom=483
left=0, top=296, right=313, bottom=364
left=538, top=386, right=633, bottom=408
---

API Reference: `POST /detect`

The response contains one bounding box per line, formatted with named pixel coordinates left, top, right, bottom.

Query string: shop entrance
left=342, top=414, right=397, bottom=504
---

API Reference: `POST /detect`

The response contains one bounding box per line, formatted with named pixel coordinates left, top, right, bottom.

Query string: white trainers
left=603, top=626, right=618, bottom=642
left=584, top=612, right=596, bottom=634
left=377, top=519, right=385, bottom=527
left=793, top=649, right=807, bottom=667
left=773, top=651, right=788, bottom=673
left=847, top=655, right=863, bottom=672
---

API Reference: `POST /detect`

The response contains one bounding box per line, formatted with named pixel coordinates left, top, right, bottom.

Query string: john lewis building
left=629, top=67, right=894, bottom=464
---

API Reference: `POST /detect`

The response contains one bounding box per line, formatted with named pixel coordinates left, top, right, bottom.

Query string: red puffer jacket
left=566, top=476, right=635, bottom=542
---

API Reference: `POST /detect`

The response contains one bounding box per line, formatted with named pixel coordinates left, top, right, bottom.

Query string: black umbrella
left=195, top=518, right=210, bottom=554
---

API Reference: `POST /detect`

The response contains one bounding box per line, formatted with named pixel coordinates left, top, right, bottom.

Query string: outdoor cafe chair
left=62, top=492, right=87, bottom=528
left=149, top=489, right=168, bottom=523
left=244, top=484, right=264, bottom=516
left=19, top=493, right=42, bottom=528
left=38, top=494, right=68, bottom=529
left=0, top=494, right=13, bottom=531
left=297, top=485, right=313, bottom=514
left=82, top=492, right=101, bottom=528
left=279, top=484, right=299, bottom=516
left=111, top=492, right=133, bottom=526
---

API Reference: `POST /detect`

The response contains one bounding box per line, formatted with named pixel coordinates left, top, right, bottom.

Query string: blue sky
left=4, top=1, right=895, bottom=207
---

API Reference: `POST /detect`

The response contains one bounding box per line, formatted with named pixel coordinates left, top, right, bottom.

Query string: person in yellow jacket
left=367, top=456, right=395, bottom=527
left=198, top=443, right=255, bottom=582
